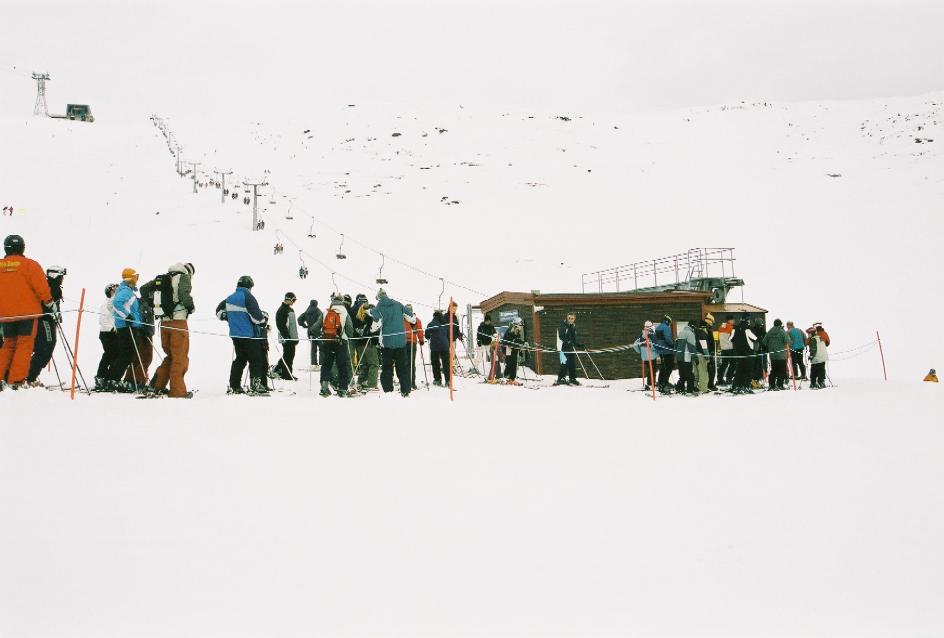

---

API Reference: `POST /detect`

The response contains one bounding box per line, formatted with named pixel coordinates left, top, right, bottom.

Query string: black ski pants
left=791, top=349, right=806, bottom=378
left=557, top=352, right=577, bottom=382
left=230, top=337, right=266, bottom=390
left=380, top=346, right=410, bottom=394
left=97, top=330, right=119, bottom=379
left=769, top=359, right=788, bottom=388
left=107, top=327, right=138, bottom=383
left=733, top=354, right=753, bottom=390
left=273, top=340, right=297, bottom=379
left=505, top=350, right=519, bottom=380
left=718, top=350, right=735, bottom=383
left=320, top=340, right=351, bottom=390
left=810, top=362, right=826, bottom=387
left=431, top=349, right=450, bottom=385
left=657, top=354, right=675, bottom=388
left=28, top=318, right=57, bottom=382
left=676, top=360, right=695, bottom=393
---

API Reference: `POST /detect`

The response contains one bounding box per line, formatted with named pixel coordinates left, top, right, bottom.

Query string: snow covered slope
left=2, top=63, right=944, bottom=637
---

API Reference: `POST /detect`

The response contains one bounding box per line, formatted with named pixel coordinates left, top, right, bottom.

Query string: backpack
left=322, top=308, right=342, bottom=340
left=140, top=272, right=176, bottom=319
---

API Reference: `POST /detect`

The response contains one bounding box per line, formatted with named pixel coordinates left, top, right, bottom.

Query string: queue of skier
left=635, top=313, right=831, bottom=395
left=0, top=232, right=860, bottom=399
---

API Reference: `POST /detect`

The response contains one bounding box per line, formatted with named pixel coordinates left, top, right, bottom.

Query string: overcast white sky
left=3, top=0, right=944, bottom=118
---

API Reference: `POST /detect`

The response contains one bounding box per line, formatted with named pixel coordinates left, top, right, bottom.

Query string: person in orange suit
left=0, top=235, right=53, bottom=389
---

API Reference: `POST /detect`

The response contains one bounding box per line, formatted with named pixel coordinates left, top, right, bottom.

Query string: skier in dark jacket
left=272, top=292, right=298, bottom=380
left=651, top=315, right=675, bottom=393
left=217, top=275, right=268, bottom=394
left=424, top=309, right=463, bottom=386
left=476, top=314, right=500, bottom=379
left=502, top=319, right=526, bottom=384
left=555, top=312, right=581, bottom=386
left=762, top=318, right=791, bottom=390
left=730, top=319, right=758, bottom=394
left=752, top=317, right=768, bottom=387
left=27, top=265, right=66, bottom=387
left=296, top=299, right=323, bottom=366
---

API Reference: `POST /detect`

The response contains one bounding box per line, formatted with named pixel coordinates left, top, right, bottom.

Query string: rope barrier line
left=2, top=309, right=872, bottom=362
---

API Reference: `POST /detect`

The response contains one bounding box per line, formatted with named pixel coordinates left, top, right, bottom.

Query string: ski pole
left=147, top=335, right=164, bottom=363
left=127, top=327, right=147, bottom=391
left=50, top=352, right=63, bottom=388
left=418, top=340, right=430, bottom=390
left=585, top=350, right=607, bottom=383
left=56, top=322, right=91, bottom=395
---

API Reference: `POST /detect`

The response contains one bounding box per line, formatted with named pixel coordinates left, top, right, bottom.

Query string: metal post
left=876, top=330, right=888, bottom=381
left=215, top=169, right=232, bottom=204
left=243, top=178, right=268, bottom=231
left=189, top=162, right=200, bottom=193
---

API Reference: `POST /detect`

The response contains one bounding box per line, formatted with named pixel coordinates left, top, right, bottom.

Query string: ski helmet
left=3, top=234, right=25, bottom=255
left=47, top=265, right=67, bottom=278
left=237, top=275, right=254, bottom=289
left=104, top=283, right=118, bottom=298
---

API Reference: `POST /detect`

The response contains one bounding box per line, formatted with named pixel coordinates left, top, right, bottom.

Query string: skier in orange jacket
left=0, top=235, right=53, bottom=389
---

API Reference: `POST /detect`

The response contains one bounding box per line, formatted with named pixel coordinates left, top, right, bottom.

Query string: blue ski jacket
left=112, top=281, right=142, bottom=329
left=225, top=287, right=265, bottom=338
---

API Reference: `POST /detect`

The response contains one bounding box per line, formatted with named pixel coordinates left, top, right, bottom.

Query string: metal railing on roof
left=581, top=248, right=737, bottom=293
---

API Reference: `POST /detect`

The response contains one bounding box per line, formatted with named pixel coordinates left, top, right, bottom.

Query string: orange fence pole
left=448, top=298, right=455, bottom=401
left=876, top=330, right=887, bottom=381
left=644, top=332, right=656, bottom=400
left=69, top=287, right=86, bottom=400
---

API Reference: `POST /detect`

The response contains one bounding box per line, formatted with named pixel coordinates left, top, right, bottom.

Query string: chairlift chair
left=307, top=217, right=316, bottom=238
left=336, top=234, right=347, bottom=259
left=375, top=253, right=388, bottom=285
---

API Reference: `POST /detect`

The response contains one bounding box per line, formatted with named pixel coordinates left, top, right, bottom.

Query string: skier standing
left=762, top=318, right=791, bottom=390
left=716, top=316, right=735, bottom=386
left=693, top=319, right=711, bottom=394
left=404, top=304, right=424, bottom=390
left=730, top=318, right=758, bottom=394
left=105, top=268, right=144, bottom=392
left=95, top=283, right=119, bottom=390
left=651, top=315, right=675, bottom=393
left=217, top=275, right=268, bottom=395
left=633, top=320, right=658, bottom=390
left=786, top=320, right=808, bottom=380
left=0, top=235, right=53, bottom=390
left=296, top=299, right=323, bottom=368
left=476, top=313, right=500, bottom=379
left=272, top=292, right=299, bottom=381
left=149, top=262, right=195, bottom=398
left=674, top=320, right=697, bottom=395
left=424, top=309, right=462, bottom=386
left=319, top=293, right=354, bottom=397
left=351, top=294, right=380, bottom=391
left=502, top=318, right=525, bottom=384
left=368, top=289, right=416, bottom=397
left=26, top=265, right=66, bottom=387
left=555, top=312, right=581, bottom=386
left=808, top=326, right=829, bottom=389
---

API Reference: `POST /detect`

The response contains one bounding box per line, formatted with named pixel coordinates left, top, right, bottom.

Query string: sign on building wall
left=498, top=309, right=519, bottom=323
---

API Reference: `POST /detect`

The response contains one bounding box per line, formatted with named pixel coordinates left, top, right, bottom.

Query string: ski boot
left=226, top=386, right=245, bottom=395
left=319, top=381, right=332, bottom=397
left=248, top=379, right=270, bottom=396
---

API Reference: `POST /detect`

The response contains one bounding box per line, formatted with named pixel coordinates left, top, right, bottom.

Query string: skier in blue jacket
left=105, top=268, right=144, bottom=391
left=368, top=289, right=416, bottom=396
left=651, top=315, right=676, bottom=393
left=217, top=275, right=268, bottom=394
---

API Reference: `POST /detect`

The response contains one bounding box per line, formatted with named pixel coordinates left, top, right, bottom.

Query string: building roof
left=481, top=290, right=710, bottom=314
left=704, top=302, right=768, bottom=314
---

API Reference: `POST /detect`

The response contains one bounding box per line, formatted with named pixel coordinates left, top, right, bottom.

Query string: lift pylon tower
left=32, top=72, right=50, bottom=117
